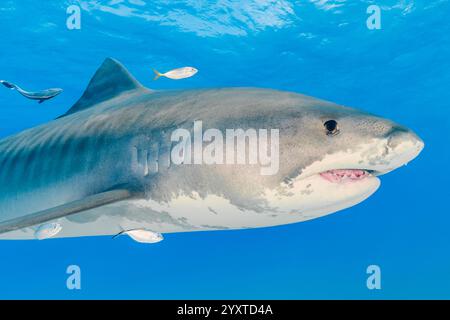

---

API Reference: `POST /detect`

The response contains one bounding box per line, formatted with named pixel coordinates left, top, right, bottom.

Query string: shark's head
left=130, top=88, right=424, bottom=224
left=289, top=102, right=424, bottom=176
left=264, top=93, right=424, bottom=220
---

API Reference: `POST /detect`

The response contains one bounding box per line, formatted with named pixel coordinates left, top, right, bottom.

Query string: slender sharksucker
left=0, top=79, right=62, bottom=103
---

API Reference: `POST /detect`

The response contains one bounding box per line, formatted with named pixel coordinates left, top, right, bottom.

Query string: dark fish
left=0, top=80, right=62, bottom=103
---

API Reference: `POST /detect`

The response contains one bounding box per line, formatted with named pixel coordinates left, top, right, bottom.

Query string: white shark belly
left=0, top=173, right=380, bottom=240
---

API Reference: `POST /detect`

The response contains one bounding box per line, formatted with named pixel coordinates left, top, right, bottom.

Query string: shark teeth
left=319, top=169, right=370, bottom=183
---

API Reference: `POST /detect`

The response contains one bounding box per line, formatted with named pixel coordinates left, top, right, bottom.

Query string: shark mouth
left=319, top=169, right=372, bottom=183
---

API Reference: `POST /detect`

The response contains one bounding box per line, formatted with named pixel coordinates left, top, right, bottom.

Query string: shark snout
left=387, top=126, right=424, bottom=154
left=380, top=126, right=424, bottom=173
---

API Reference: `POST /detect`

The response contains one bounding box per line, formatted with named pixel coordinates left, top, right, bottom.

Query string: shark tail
left=0, top=80, right=17, bottom=90
left=153, top=69, right=163, bottom=81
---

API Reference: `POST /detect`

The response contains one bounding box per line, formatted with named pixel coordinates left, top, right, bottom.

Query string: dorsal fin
left=61, top=58, right=145, bottom=117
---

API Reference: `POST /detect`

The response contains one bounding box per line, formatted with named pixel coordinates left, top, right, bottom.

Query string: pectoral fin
left=0, top=189, right=134, bottom=235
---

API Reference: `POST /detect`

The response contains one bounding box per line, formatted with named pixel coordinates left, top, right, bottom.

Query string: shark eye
left=324, top=120, right=339, bottom=136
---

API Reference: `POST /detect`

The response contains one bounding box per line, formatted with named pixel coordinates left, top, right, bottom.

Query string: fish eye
left=324, top=120, right=339, bottom=136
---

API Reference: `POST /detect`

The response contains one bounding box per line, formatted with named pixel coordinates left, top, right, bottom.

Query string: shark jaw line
left=260, top=135, right=424, bottom=219
left=266, top=168, right=381, bottom=223
left=294, top=136, right=424, bottom=185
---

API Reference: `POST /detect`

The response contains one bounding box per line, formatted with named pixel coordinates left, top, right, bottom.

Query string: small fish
left=153, top=67, right=198, bottom=80
left=0, top=80, right=62, bottom=103
left=113, top=228, right=164, bottom=243
left=34, top=222, right=62, bottom=240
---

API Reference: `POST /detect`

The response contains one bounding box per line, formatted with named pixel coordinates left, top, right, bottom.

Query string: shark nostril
left=387, top=132, right=402, bottom=149
left=387, top=129, right=425, bottom=154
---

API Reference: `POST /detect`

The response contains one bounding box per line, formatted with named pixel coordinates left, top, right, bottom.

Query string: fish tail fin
left=0, top=80, right=17, bottom=90
left=112, top=227, right=126, bottom=240
left=153, top=69, right=162, bottom=81
left=112, top=230, right=125, bottom=239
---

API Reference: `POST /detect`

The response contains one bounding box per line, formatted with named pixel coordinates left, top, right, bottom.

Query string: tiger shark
left=0, top=58, right=424, bottom=241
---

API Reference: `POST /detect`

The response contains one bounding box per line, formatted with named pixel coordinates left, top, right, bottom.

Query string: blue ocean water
left=0, top=0, right=448, bottom=299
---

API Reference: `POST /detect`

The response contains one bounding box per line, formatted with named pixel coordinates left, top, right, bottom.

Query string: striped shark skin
left=0, top=58, right=424, bottom=241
